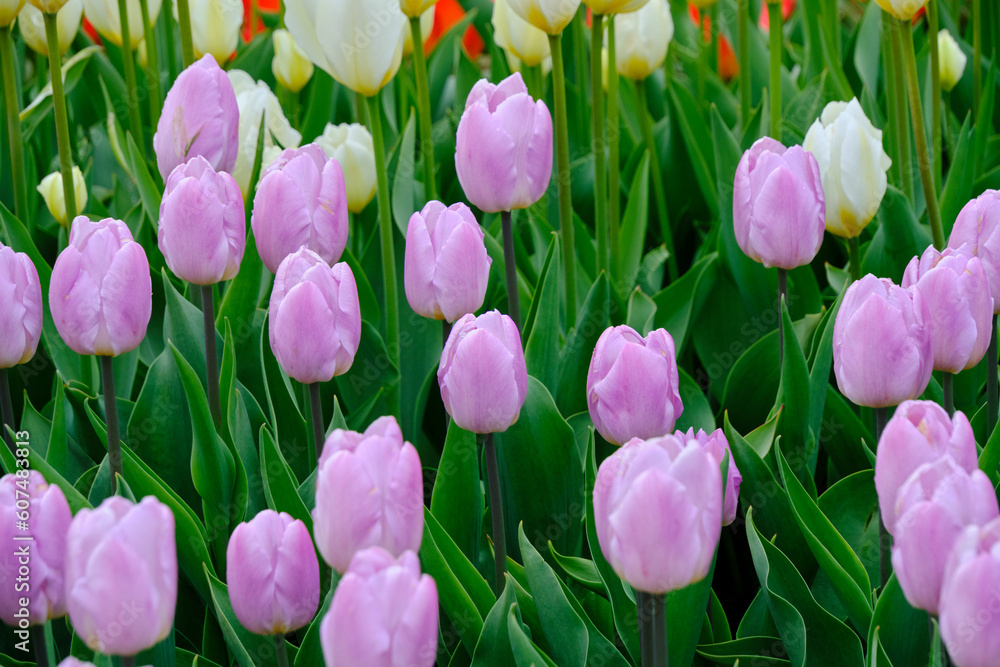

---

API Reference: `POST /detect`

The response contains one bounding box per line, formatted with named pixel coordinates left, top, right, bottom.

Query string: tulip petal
left=101, top=242, right=152, bottom=357
left=272, top=281, right=340, bottom=383
left=440, top=328, right=520, bottom=433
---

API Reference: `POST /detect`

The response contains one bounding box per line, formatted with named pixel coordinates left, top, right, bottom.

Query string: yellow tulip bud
left=37, top=167, right=87, bottom=226
left=272, top=29, right=314, bottom=93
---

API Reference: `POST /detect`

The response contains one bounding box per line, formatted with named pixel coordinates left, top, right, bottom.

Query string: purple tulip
left=902, top=245, right=994, bottom=373
left=593, top=434, right=722, bottom=594
left=268, top=248, right=361, bottom=384
left=321, top=547, right=439, bottom=667
left=675, top=428, right=742, bottom=526
left=251, top=144, right=349, bottom=274
left=948, top=190, right=1000, bottom=313
left=0, top=472, right=72, bottom=625
left=65, top=496, right=177, bottom=656
left=404, top=201, right=492, bottom=323
left=154, top=54, right=240, bottom=181
left=49, top=217, right=152, bottom=357
left=226, top=510, right=319, bottom=635
left=832, top=274, right=933, bottom=408
left=455, top=72, right=553, bottom=213
left=587, top=325, right=683, bottom=446
left=733, top=137, right=826, bottom=270
left=874, top=400, right=979, bottom=535
left=438, top=310, right=527, bottom=433
left=158, top=156, right=245, bottom=286
left=940, top=518, right=1000, bottom=666
left=313, top=416, right=424, bottom=573
left=0, top=243, right=42, bottom=368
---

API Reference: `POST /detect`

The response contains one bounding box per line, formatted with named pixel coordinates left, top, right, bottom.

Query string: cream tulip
left=82, top=0, right=160, bottom=48
left=583, top=0, right=649, bottom=14
left=37, top=167, right=87, bottom=226
left=173, top=0, right=242, bottom=64
left=399, top=0, right=436, bottom=19
left=507, top=0, right=583, bottom=35
left=272, top=28, right=314, bottom=93
left=0, top=0, right=25, bottom=27
left=614, top=0, right=673, bottom=81
left=938, top=29, right=967, bottom=92
left=402, top=5, right=433, bottom=58
left=874, top=0, right=927, bottom=20
left=26, top=0, right=69, bottom=13
left=493, top=0, right=550, bottom=67
left=315, top=123, right=377, bottom=214
left=18, top=0, right=81, bottom=55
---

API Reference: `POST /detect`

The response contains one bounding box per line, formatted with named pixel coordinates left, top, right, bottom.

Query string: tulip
left=404, top=201, right=492, bottom=323
left=251, top=144, right=348, bottom=274
left=687, top=6, right=739, bottom=80
left=506, top=0, right=582, bottom=34
left=438, top=310, right=527, bottom=433
left=226, top=510, right=320, bottom=636
left=0, top=0, right=24, bottom=26
left=613, top=0, right=673, bottom=80
left=874, top=400, right=978, bottom=535
left=802, top=98, right=892, bottom=238
left=455, top=73, right=553, bottom=213
left=314, top=123, right=377, bottom=214
left=58, top=660, right=99, bottom=667
left=50, top=217, right=152, bottom=357
left=271, top=28, right=314, bottom=93
left=948, top=191, right=1000, bottom=313
left=37, top=167, right=87, bottom=226
left=587, top=325, right=683, bottom=446
left=902, top=245, right=993, bottom=373
left=492, top=0, right=550, bottom=67
left=940, top=518, right=1000, bottom=667
left=284, top=0, right=406, bottom=97
left=82, top=0, right=160, bottom=47
left=26, top=0, right=69, bottom=12
left=0, top=472, right=72, bottom=625
left=733, top=137, right=826, bottom=270
left=268, top=248, right=361, bottom=385
left=17, top=0, right=81, bottom=54
left=321, top=548, right=438, bottom=667
left=174, top=0, right=243, bottom=63
left=584, top=0, right=648, bottom=13
left=65, top=496, right=177, bottom=656
left=402, top=5, right=433, bottom=57
left=832, top=275, right=933, bottom=409
left=400, top=0, right=436, bottom=17
left=874, top=0, right=927, bottom=21
left=0, top=242, right=42, bottom=369
left=675, top=428, right=741, bottom=526
left=938, top=29, right=967, bottom=92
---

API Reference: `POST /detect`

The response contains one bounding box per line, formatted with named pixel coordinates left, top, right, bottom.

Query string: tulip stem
left=943, top=372, right=954, bottom=416
left=848, top=237, right=861, bottom=282
left=0, top=368, right=14, bottom=454
left=0, top=27, right=27, bottom=223
left=500, top=211, right=523, bottom=331
left=874, top=405, right=890, bottom=590
left=548, top=33, right=577, bottom=327
left=777, top=268, right=787, bottom=369
left=928, top=0, right=942, bottom=192
left=30, top=626, right=48, bottom=667
left=120, top=657, right=136, bottom=667
left=636, top=79, right=678, bottom=282
left=481, top=432, right=506, bottom=595
left=138, top=0, right=162, bottom=128
left=738, top=0, right=751, bottom=124
left=101, top=356, right=122, bottom=496
left=591, top=14, right=608, bottom=278
left=309, top=382, right=323, bottom=468
left=608, top=19, right=621, bottom=284
left=409, top=16, right=437, bottom=202
left=201, top=286, right=221, bottom=430
left=989, top=316, right=998, bottom=438
left=114, top=0, right=144, bottom=149
left=886, top=14, right=911, bottom=199
left=973, top=0, right=982, bottom=112
left=768, top=1, right=782, bottom=142
left=176, top=0, right=195, bottom=68
left=638, top=591, right=654, bottom=666
left=698, top=14, right=708, bottom=109
left=43, top=12, right=78, bottom=224
left=275, top=635, right=289, bottom=667
left=652, top=593, right=668, bottom=667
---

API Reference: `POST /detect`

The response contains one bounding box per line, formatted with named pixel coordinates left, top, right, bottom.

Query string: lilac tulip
left=438, top=310, right=528, bottom=433
left=49, top=217, right=152, bottom=357
left=456, top=72, right=553, bottom=213
left=0, top=243, right=42, bottom=368
left=733, top=137, right=826, bottom=270
left=65, top=496, right=177, bottom=656
left=675, top=428, right=742, bottom=526
left=154, top=54, right=240, bottom=181
left=948, top=190, right=1000, bottom=312
left=832, top=274, right=933, bottom=408
left=940, top=518, right=1000, bottom=666
left=251, top=144, right=349, bottom=274
left=593, top=434, right=722, bottom=594
left=268, top=248, right=361, bottom=384
left=158, top=156, right=245, bottom=285
left=587, top=325, right=683, bottom=446
left=313, top=417, right=424, bottom=573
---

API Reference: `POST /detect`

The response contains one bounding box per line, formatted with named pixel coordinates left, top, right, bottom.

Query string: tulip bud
left=172, top=0, right=242, bottom=63
left=832, top=275, right=933, bottom=408
left=271, top=28, right=314, bottom=93
left=675, top=428, right=741, bottom=526
left=874, top=400, right=979, bottom=535
left=251, top=144, right=348, bottom=274
left=18, top=0, right=82, bottom=55
left=438, top=310, right=528, bottom=433
left=613, top=0, right=673, bottom=80
left=949, top=190, right=1000, bottom=313
left=226, top=510, right=320, bottom=636
left=402, top=6, right=433, bottom=57
left=587, top=325, right=683, bottom=446
left=0, top=242, right=42, bottom=369
left=26, top=0, right=69, bottom=12
left=50, top=217, right=152, bottom=357
left=321, top=548, right=438, bottom=667
left=938, top=29, right=967, bottom=91
left=902, top=245, right=993, bottom=373
left=506, top=0, right=583, bottom=34
left=154, top=54, right=240, bottom=182
left=37, top=168, right=88, bottom=226
left=940, top=518, right=1000, bottom=667
left=874, top=0, right=927, bottom=21
left=313, top=417, right=424, bottom=573
left=314, top=123, right=377, bottom=214
left=82, top=0, right=161, bottom=48
left=584, top=0, right=649, bottom=13
left=268, top=248, right=361, bottom=384
left=802, top=98, right=892, bottom=238
left=58, top=660, right=99, bottom=667
left=0, top=0, right=25, bottom=27
left=404, top=201, right=492, bottom=323
left=400, top=0, right=436, bottom=18
left=66, top=496, right=177, bottom=656
left=456, top=73, right=553, bottom=213
left=492, top=0, right=550, bottom=67
left=594, top=434, right=722, bottom=593
left=733, top=137, right=826, bottom=270
left=0, top=472, right=72, bottom=625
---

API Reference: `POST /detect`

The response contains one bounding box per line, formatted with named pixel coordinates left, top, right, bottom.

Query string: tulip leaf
left=216, top=232, right=268, bottom=336
left=125, top=132, right=164, bottom=228
left=258, top=424, right=312, bottom=533
left=430, top=420, right=483, bottom=565
left=940, top=115, right=975, bottom=240
left=618, top=153, right=650, bottom=296
left=391, top=114, right=420, bottom=237
left=547, top=542, right=603, bottom=592
left=556, top=273, right=613, bottom=417
left=19, top=45, right=102, bottom=140
left=45, top=374, right=69, bottom=475
left=293, top=586, right=334, bottom=667
left=524, top=234, right=562, bottom=395
left=0, top=425, right=91, bottom=515
left=471, top=582, right=517, bottom=667
left=219, top=321, right=251, bottom=529
left=695, top=637, right=792, bottom=666
left=259, top=313, right=310, bottom=482
left=626, top=287, right=657, bottom=335
left=978, top=416, right=1000, bottom=484
left=651, top=252, right=719, bottom=355
left=667, top=81, right=718, bottom=219
left=865, top=575, right=930, bottom=667
left=861, top=186, right=933, bottom=284
left=774, top=297, right=817, bottom=485
left=676, top=367, right=716, bottom=433
left=507, top=603, right=560, bottom=667
left=162, top=269, right=214, bottom=387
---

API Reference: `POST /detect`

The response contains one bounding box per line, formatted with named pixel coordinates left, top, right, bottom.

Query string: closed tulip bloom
left=507, top=0, right=582, bottom=34
left=0, top=243, right=42, bottom=369
left=874, top=400, right=978, bottom=535
left=82, top=0, right=161, bottom=48
left=50, top=217, right=152, bottom=357
left=614, top=0, right=673, bottom=80
left=938, top=29, right=967, bottom=91
left=948, top=191, right=1000, bottom=312
left=272, top=28, right=314, bottom=93
left=832, top=275, right=933, bottom=408
left=173, top=0, right=242, bottom=63
left=268, top=248, right=361, bottom=384
left=252, top=144, right=348, bottom=274
left=594, top=434, right=722, bottom=594
left=874, top=0, right=927, bottom=20
left=675, top=428, right=741, bottom=526
left=404, top=201, right=491, bottom=323
left=66, top=496, right=176, bottom=656
left=0, top=0, right=25, bottom=27
left=26, top=0, right=69, bottom=12
left=313, top=417, right=424, bottom=573
left=315, top=123, right=377, bottom=214
left=400, top=0, right=436, bottom=17
left=37, top=167, right=88, bottom=226
left=402, top=6, right=433, bottom=57
left=902, top=246, right=993, bottom=373
left=940, top=519, right=1000, bottom=667
left=803, top=99, right=892, bottom=238
left=456, top=73, right=552, bottom=213
left=492, top=0, right=550, bottom=67
left=584, top=0, right=648, bottom=13
left=0, top=472, right=71, bottom=624
left=438, top=310, right=528, bottom=433
left=227, top=510, right=319, bottom=635
left=733, top=137, right=826, bottom=269
left=18, top=0, right=82, bottom=55
left=587, top=325, right=683, bottom=446
left=321, top=548, right=438, bottom=667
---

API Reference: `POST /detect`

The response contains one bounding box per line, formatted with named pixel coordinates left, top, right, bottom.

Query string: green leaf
left=216, top=232, right=267, bottom=335
left=46, top=375, right=69, bottom=475
left=0, top=426, right=91, bottom=514
left=507, top=604, right=559, bottom=667
left=125, top=132, right=163, bottom=227
left=260, top=313, right=310, bottom=481
left=547, top=542, right=603, bottom=592
left=391, top=114, right=421, bottom=237
left=676, top=368, right=715, bottom=433
left=696, top=637, right=791, bottom=666
left=668, top=81, right=718, bottom=218
left=523, top=234, right=562, bottom=395
left=980, top=416, right=1000, bottom=484
left=862, top=186, right=933, bottom=284
left=470, top=583, right=517, bottom=667
left=430, top=420, right=483, bottom=564
left=556, top=273, right=614, bottom=417
left=940, top=113, right=974, bottom=239
left=293, top=586, right=335, bottom=667
left=618, top=154, right=650, bottom=296
left=866, top=575, right=930, bottom=667
left=259, top=425, right=312, bottom=532
left=774, top=297, right=816, bottom=483
left=651, top=253, right=719, bottom=355
left=205, top=564, right=292, bottom=667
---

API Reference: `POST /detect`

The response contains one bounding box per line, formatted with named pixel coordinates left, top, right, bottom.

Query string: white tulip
left=315, top=123, right=377, bottom=214
left=493, top=0, right=551, bottom=67
left=83, top=0, right=160, bottom=48
left=402, top=5, right=433, bottom=58
left=582, top=0, right=649, bottom=15
left=173, top=0, right=243, bottom=64
left=18, top=0, right=81, bottom=55
left=26, top=0, right=70, bottom=13
left=506, top=0, right=583, bottom=35
left=938, top=29, right=967, bottom=92
left=874, top=0, right=927, bottom=20
left=399, top=0, right=436, bottom=19
left=0, top=0, right=25, bottom=27
left=614, top=0, right=672, bottom=81
left=272, top=28, right=314, bottom=93
left=37, top=167, right=87, bottom=225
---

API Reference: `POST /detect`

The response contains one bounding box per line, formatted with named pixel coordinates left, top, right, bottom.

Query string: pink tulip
left=940, top=518, right=1000, bottom=666
left=948, top=190, right=1000, bottom=312
left=0, top=243, right=42, bottom=368
left=675, top=427, right=741, bottom=526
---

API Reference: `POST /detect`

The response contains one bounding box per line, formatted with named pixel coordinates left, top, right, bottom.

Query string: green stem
left=365, top=93, right=401, bottom=421
left=30, top=626, right=48, bottom=667
left=928, top=0, right=942, bottom=192
left=201, top=285, right=221, bottom=430
left=848, top=236, right=861, bottom=282
left=875, top=406, right=890, bottom=589
left=738, top=0, right=751, bottom=124
left=608, top=19, right=621, bottom=284
left=176, top=0, right=195, bottom=67
left=974, top=0, right=982, bottom=113
left=138, top=0, right=161, bottom=128
left=778, top=268, right=787, bottom=369
left=943, top=372, right=954, bottom=416
left=636, top=79, right=678, bottom=282
left=989, top=315, right=998, bottom=438
left=501, top=211, right=522, bottom=331
left=101, top=355, right=122, bottom=496
left=120, top=657, right=136, bottom=667
left=828, top=0, right=840, bottom=61
left=0, top=368, right=14, bottom=454
left=591, top=14, right=607, bottom=278
left=652, top=593, right=668, bottom=667
left=638, top=592, right=654, bottom=666
left=309, top=382, right=323, bottom=469
left=0, top=28, right=27, bottom=222
left=43, top=12, right=77, bottom=223
left=114, top=0, right=144, bottom=147
left=889, top=15, right=913, bottom=202
left=163, top=0, right=178, bottom=80
left=548, top=33, right=577, bottom=326
left=482, top=432, right=506, bottom=595
left=275, top=636, right=289, bottom=667
left=409, top=16, right=436, bottom=202
left=698, top=14, right=708, bottom=108
left=768, top=1, right=782, bottom=142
